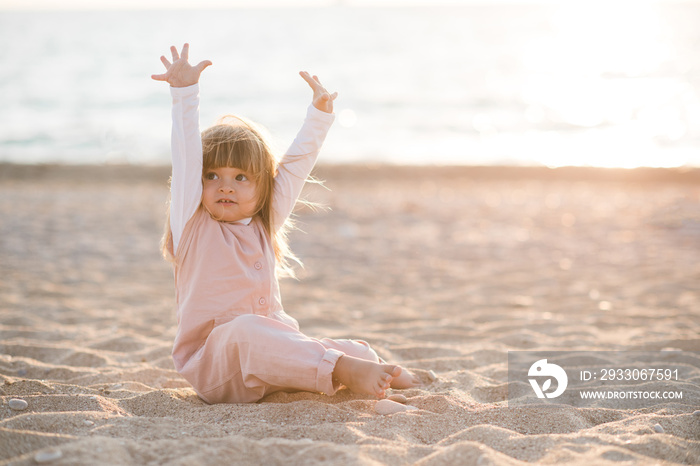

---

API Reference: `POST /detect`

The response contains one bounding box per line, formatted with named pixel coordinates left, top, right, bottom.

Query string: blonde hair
left=161, top=115, right=301, bottom=278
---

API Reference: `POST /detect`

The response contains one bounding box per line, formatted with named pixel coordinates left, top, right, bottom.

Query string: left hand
left=299, top=71, right=337, bottom=113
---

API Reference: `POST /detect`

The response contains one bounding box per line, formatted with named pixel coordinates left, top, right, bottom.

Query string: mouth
left=217, top=199, right=238, bottom=206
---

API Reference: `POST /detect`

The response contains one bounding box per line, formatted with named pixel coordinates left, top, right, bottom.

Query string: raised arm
left=152, top=44, right=212, bottom=255
left=272, top=73, right=336, bottom=229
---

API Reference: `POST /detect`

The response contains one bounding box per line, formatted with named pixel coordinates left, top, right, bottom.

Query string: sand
left=0, top=163, right=699, bottom=465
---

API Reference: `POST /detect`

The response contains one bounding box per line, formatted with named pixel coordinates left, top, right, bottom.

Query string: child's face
left=201, top=166, right=258, bottom=223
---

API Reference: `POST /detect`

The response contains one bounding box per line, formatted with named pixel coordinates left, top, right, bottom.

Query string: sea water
left=2, top=4, right=699, bottom=167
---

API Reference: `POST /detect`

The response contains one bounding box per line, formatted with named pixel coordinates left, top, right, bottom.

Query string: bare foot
left=390, top=366, right=422, bottom=389
left=333, top=355, right=401, bottom=398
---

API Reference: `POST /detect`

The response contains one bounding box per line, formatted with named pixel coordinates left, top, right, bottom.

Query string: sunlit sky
left=1, top=0, right=696, bottom=10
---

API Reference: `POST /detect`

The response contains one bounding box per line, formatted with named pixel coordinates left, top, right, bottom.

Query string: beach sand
left=1, top=163, right=699, bottom=465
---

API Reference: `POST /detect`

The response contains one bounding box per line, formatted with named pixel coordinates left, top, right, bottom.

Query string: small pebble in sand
left=84, top=420, right=95, bottom=426
left=387, top=394, right=407, bottom=404
left=427, top=370, right=437, bottom=382
left=653, top=424, right=664, bottom=433
left=375, top=399, right=418, bottom=415
left=34, top=449, right=62, bottom=463
left=8, top=398, right=28, bottom=411
left=693, top=410, right=700, bottom=416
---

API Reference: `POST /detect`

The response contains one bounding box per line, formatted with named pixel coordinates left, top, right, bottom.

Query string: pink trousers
left=185, top=310, right=381, bottom=404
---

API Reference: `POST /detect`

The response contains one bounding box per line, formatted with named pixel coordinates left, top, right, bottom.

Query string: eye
left=236, top=174, right=248, bottom=182
left=204, top=172, right=219, bottom=181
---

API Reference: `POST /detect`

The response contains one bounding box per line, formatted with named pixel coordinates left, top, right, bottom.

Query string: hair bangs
left=201, top=117, right=274, bottom=182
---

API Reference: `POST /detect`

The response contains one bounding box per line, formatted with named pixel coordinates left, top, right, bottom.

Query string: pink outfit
left=167, top=84, right=380, bottom=403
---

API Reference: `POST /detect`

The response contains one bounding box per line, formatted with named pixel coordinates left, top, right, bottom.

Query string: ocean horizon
left=2, top=4, right=700, bottom=168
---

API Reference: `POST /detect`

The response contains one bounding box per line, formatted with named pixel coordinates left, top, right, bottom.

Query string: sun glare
left=518, top=1, right=694, bottom=168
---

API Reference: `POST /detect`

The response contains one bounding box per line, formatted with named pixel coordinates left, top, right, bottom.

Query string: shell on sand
left=34, top=449, right=63, bottom=464
left=375, top=399, right=418, bottom=415
left=8, top=398, right=28, bottom=411
left=387, top=394, right=408, bottom=403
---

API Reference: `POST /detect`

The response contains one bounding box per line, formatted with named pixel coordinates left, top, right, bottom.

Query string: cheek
left=246, top=184, right=261, bottom=201
left=202, top=184, right=218, bottom=202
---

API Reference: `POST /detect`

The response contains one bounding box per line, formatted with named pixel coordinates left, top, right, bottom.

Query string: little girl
left=152, top=44, right=419, bottom=404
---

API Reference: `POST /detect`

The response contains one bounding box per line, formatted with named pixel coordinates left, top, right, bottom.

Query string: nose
left=218, top=183, right=235, bottom=193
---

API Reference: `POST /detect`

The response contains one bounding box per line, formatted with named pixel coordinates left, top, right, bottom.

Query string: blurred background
left=1, top=0, right=699, bottom=168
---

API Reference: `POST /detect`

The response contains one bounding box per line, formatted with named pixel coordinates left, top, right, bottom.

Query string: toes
left=384, top=365, right=401, bottom=377
left=378, top=376, right=391, bottom=393
left=374, top=381, right=385, bottom=397
left=380, top=377, right=391, bottom=390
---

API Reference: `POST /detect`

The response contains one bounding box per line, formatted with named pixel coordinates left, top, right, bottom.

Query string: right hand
left=151, top=43, right=212, bottom=88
